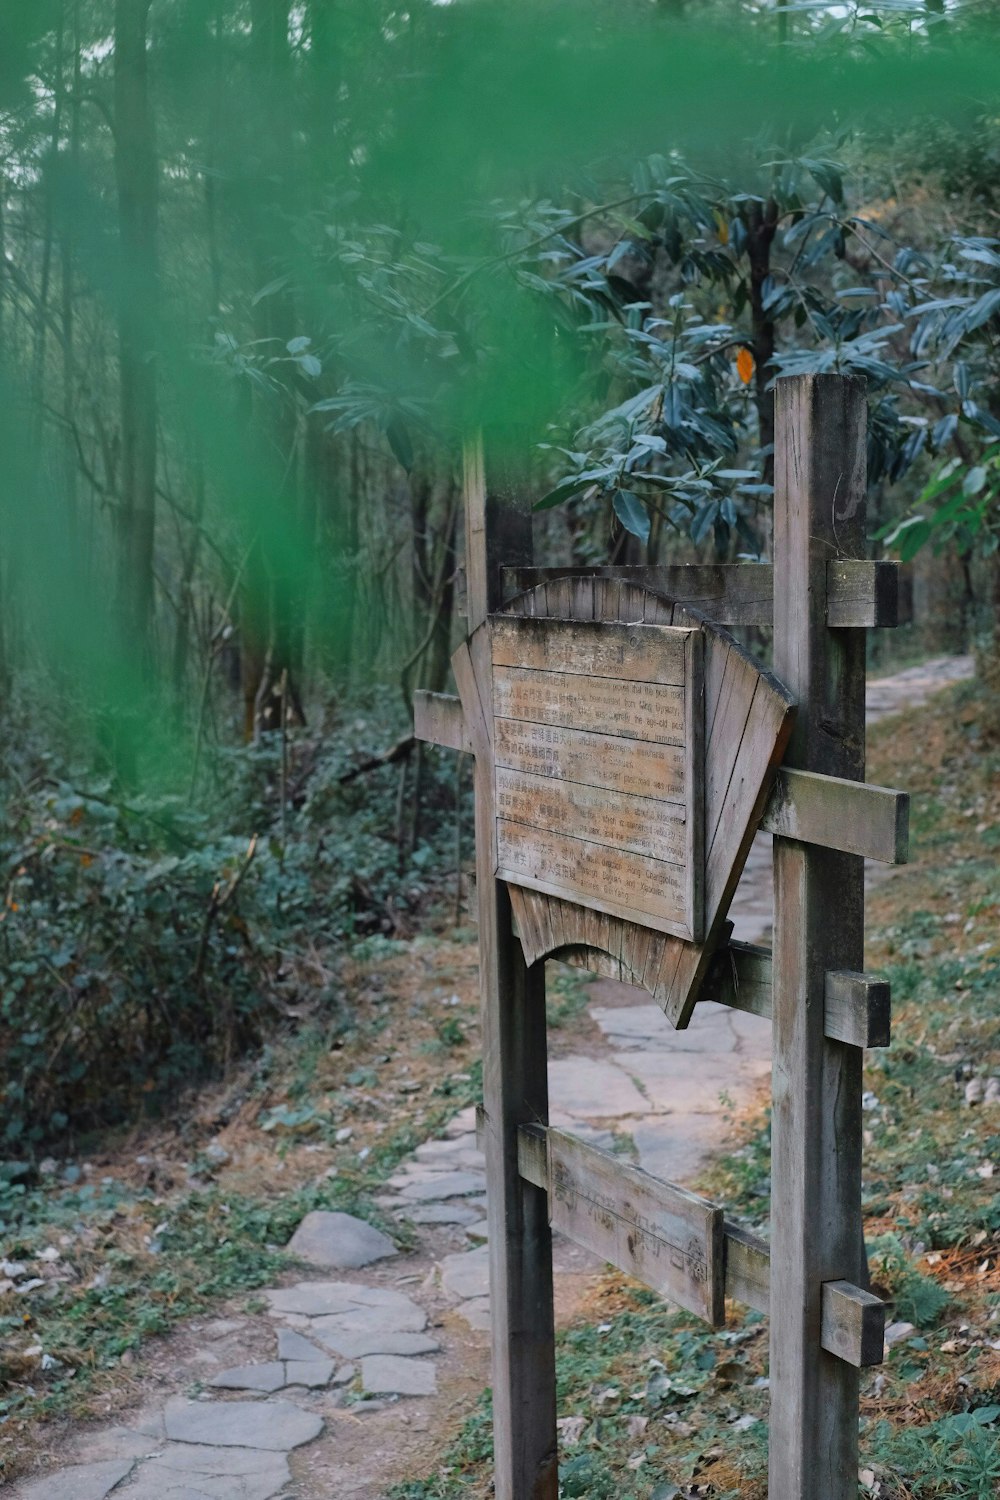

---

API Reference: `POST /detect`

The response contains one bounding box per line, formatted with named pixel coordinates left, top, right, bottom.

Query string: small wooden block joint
left=821, top=1281, right=886, bottom=1369
left=699, top=944, right=892, bottom=1048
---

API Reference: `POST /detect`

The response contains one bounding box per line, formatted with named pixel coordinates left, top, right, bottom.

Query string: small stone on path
left=209, top=1361, right=287, bottom=1393
left=285, top=1210, right=396, bottom=1269
left=163, top=1398, right=322, bottom=1452
left=395, top=1170, right=486, bottom=1203
left=12, top=1458, right=136, bottom=1500
left=361, top=1354, right=437, bottom=1397
left=399, top=1202, right=480, bottom=1225
left=456, top=1295, right=491, bottom=1332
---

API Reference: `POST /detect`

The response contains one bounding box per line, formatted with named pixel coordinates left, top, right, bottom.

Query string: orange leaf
left=736, top=347, right=754, bottom=385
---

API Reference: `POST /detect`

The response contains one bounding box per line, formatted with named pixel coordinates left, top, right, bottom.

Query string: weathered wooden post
left=460, top=435, right=558, bottom=1500
left=769, top=372, right=868, bottom=1498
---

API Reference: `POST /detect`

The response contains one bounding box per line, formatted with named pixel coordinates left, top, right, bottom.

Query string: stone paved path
left=10, top=654, right=973, bottom=1499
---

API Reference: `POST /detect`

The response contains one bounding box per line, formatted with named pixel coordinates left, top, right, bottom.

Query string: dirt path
left=9, top=654, right=973, bottom=1500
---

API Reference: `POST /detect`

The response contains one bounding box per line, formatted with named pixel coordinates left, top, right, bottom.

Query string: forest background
left=1, top=0, right=1000, bottom=1155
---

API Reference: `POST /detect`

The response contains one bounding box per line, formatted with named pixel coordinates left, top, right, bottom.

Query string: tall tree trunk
left=114, top=0, right=159, bottom=658
left=743, top=197, right=779, bottom=490
left=61, top=0, right=83, bottom=547
left=240, top=0, right=303, bottom=737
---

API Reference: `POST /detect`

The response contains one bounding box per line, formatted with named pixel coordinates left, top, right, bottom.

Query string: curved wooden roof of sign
left=452, top=574, right=796, bottom=1030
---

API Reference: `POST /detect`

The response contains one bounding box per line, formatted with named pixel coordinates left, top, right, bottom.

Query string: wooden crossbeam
left=701, top=942, right=891, bottom=1048
left=499, top=560, right=906, bottom=630
left=761, top=768, right=909, bottom=864
left=514, top=1123, right=884, bottom=1366
left=413, top=689, right=473, bottom=753
left=517, top=1123, right=725, bottom=1325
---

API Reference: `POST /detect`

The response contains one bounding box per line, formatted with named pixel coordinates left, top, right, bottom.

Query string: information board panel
left=491, top=616, right=704, bottom=943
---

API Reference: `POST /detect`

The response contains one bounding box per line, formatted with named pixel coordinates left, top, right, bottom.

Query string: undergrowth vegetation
left=0, top=686, right=466, bottom=1146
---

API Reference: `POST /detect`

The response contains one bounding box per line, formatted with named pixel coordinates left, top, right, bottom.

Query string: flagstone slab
left=399, top=1202, right=481, bottom=1225
left=547, top=1056, right=648, bottom=1118
left=440, top=1244, right=491, bottom=1302
left=209, top=1362, right=287, bottom=1393
left=284, top=1358, right=334, bottom=1388
left=395, top=1170, right=486, bottom=1202
left=277, top=1328, right=327, bottom=1362
left=309, top=1326, right=439, bottom=1359
left=121, top=1442, right=291, bottom=1500
left=163, top=1398, right=322, bottom=1452
left=285, top=1211, right=397, bottom=1270
left=265, top=1281, right=415, bottom=1317
left=12, top=1458, right=136, bottom=1500
left=308, top=1301, right=428, bottom=1346
left=455, top=1295, right=492, bottom=1332
left=360, top=1354, right=437, bottom=1398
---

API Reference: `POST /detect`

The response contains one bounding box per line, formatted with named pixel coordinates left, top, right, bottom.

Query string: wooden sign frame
left=413, top=376, right=911, bottom=1500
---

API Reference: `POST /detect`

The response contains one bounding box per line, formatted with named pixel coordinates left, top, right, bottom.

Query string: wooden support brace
left=761, top=767, right=909, bottom=864
left=413, top=689, right=472, bottom=753
left=499, top=560, right=906, bottom=630
left=700, top=943, right=891, bottom=1048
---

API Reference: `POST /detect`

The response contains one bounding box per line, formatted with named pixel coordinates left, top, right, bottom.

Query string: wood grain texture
left=769, top=372, right=868, bottom=1500
left=459, top=435, right=557, bottom=1500
left=762, top=767, right=909, bottom=864
left=825, top=971, right=891, bottom=1049
left=491, top=614, right=704, bottom=942
left=413, top=690, right=472, bottom=753
left=821, top=1281, right=886, bottom=1369
left=500, top=560, right=906, bottom=629
left=723, top=1232, right=884, bottom=1368
left=492, top=615, right=688, bottom=683
left=517, top=1125, right=725, bottom=1326
left=495, top=576, right=795, bottom=1026
left=825, top=559, right=902, bottom=629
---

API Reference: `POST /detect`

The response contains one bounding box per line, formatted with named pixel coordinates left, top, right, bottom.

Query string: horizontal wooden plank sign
left=518, top=1124, right=725, bottom=1325
left=490, top=615, right=705, bottom=943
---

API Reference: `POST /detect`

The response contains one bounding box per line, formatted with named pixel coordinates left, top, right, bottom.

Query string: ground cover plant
left=0, top=934, right=483, bottom=1482
left=389, top=675, right=1000, bottom=1500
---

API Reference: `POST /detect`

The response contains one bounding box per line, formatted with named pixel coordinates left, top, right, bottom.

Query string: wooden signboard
left=491, top=616, right=704, bottom=944
left=412, top=380, right=911, bottom=1500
